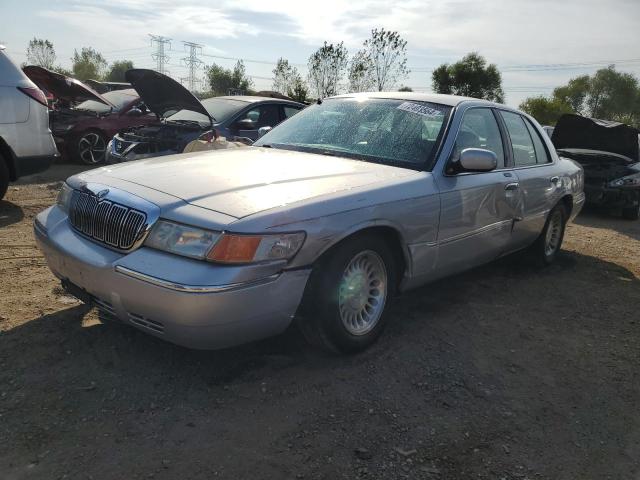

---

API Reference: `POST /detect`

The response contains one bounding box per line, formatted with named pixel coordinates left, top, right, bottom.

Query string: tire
left=622, top=204, right=640, bottom=221
left=297, top=234, right=397, bottom=354
left=0, top=154, right=9, bottom=201
left=74, top=131, right=107, bottom=165
left=530, top=204, right=567, bottom=265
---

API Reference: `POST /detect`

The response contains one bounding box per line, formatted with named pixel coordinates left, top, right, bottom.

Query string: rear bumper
left=15, top=153, right=58, bottom=178
left=34, top=207, right=311, bottom=349
left=570, top=191, right=586, bottom=221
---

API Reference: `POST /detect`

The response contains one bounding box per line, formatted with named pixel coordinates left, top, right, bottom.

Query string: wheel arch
left=311, top=222, right=410, bottom=290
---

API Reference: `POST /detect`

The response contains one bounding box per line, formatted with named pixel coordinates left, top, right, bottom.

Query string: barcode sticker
left=397, top=102, right=443, bottom=118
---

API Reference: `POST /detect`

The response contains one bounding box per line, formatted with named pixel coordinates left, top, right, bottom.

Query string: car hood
left=82, top=147, right=418, bottom=218
left=23, top=65, right=114, bottom=106
left=125, top=69, right=211, bottom=122
left=552, top=114, right=640, bottom=161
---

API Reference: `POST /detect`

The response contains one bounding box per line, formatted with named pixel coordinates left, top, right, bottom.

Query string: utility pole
left=181, top=41, right=204, bottom=92
left=149, top=34, right=171, bottom=75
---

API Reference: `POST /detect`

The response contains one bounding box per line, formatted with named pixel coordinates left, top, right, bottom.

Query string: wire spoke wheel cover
left=338, top=250, right=388, bottom=336
left=544, top=210, right=563, bottom=256
left=78, top=133, right=106, bottom=164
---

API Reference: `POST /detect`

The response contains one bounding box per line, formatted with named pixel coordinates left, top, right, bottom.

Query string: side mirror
left=459, top=148, right=498, bottom=172
left=258, top=126, right=272, bottom=138
left=126, top=107, right=143, bottom=117
left=235, top=118, right=256, bottom=130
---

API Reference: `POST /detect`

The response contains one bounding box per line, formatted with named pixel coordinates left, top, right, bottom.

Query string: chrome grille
left=69, top=190, right=147, bottom=250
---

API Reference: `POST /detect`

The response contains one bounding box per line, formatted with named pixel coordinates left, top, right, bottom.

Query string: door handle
left=505, top=182, right=520, bottom=191
left=550, top=176, right=560, bottom=184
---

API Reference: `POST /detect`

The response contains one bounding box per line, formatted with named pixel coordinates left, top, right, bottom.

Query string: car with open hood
left=552, top=114, right=640, bottom=219
left=35, top=92, right=584, bottom=353
left=23, top=66, right=155, bottom=165
left=106, top=69, right=304, bottom=163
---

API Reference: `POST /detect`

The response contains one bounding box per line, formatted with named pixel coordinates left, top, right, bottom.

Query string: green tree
left=519, top=96, right=573, bottom=126
left=26, top=38, right=56, bottom=69
left=552, top=75, right=590, bottom=114
left=71, top=47, right=107, bottom=81
left=106, top=60, right=134, bottom=82
left=398, top=86, right=413, bottom=92
left=272, top=58, right=294, bottom=95
left=347, top=50, right=374, bottom=93
left=587, top=66, right=638, bottom=122
left=432, top=52, right=504, bottom=103
left=206, top=60, right=253, bottom=95
left=363, top=28, right=409, bottom=91
left=307, top=41, right=348, bottom=98
left=287, top=73, right=309, bottom=103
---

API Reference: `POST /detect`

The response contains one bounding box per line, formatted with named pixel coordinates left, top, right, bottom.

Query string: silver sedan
left=35, top=93, right=585, bottom=353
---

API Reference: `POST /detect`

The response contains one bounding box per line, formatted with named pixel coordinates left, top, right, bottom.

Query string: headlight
left=145, top=221, right=305, bottom=264
left=206, top=232, right=305, bottom=264
left=610, top=173, right=640, bottom=188
left=56, top=182, right=74, bottom=214
left=145, top=220, right=221, bottom=260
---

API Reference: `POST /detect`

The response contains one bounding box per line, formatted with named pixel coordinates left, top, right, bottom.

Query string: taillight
left=17, top=87, right=48, bottom=107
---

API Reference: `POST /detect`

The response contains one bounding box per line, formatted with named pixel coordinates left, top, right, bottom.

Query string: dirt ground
left=1, top=164, right=639, bottom=480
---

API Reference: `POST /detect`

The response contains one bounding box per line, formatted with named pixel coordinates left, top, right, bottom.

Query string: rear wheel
left=74, top=131, right=107, bottom=165
left=0, top=153, right=9, bottom=201
left=530, top=204, right=566, bottom=265
left=297, top=234, right=397, bottom=353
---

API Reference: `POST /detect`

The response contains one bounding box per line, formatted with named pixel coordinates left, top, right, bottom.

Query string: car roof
left=330, top=91, right=496, bottom=107
left=213, top=95, right=304, bottom=105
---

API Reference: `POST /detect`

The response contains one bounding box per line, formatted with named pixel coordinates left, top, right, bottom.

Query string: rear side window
left=524, top=119, right=551, bottom=164
left=283, top=106, right=302, bottom=119
left=452, top=108, right=505, bottom=169
left=500, top=111, right=536, bottom=166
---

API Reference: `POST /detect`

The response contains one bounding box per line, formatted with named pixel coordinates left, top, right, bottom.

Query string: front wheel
left=622, top=204, right=640, bottom=221
left=74, top=131, right=107, bottom=165
left=530, top=204, right=566, bottom=265
left=297, top=234, right=397, bottom=353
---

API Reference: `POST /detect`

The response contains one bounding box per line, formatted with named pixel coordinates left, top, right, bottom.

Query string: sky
left=1, top=0, right=640, bottom=106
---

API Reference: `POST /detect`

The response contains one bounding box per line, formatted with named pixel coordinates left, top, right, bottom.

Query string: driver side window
left=450, top=108, right=505, bottom=171
left=236, top=105, right=280, bottom=130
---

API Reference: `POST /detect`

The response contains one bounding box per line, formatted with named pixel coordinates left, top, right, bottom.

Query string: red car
left=23, top=66, right=155, bottom=164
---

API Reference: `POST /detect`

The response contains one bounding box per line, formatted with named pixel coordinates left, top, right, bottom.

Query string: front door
left=234, top=104, right=281, bottom=141
left=435, top=107, right=521, bottom=277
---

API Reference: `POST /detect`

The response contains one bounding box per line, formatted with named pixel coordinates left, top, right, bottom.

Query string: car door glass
left=524, top=119, right=551, bottom=164
left=284, top=106, right=302, bottom=119
left=451, top=108, right=505, bottom=170
left=500, top=111, right=537, bottom=167
left=237, top=105, right=280, bottom=130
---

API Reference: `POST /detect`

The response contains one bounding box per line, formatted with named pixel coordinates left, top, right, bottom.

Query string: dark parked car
left=106, top=69, right=305, bottom=163
left=552, top=114, right=640, bottom=219
left=23, top=66, right=155, bottom=165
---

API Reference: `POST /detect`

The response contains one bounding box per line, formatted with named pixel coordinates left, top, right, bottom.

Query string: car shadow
left=0, top=200, right=24, bottom=228
left=574, top=207, right=640, bottom=241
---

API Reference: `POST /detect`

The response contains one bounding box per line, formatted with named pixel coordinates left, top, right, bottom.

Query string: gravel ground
left=1, top=164, right=639, bottom=480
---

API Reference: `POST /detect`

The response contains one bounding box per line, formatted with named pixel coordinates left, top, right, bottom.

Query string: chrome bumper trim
left=114, top=265, right=280, bottom=293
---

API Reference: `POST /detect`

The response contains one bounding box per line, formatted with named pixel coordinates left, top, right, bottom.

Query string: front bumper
left=34, top=206, right=311, bottom=349
left=584, top=185, right=640, bottom=209
left=106, top=138, right=177, bottom=164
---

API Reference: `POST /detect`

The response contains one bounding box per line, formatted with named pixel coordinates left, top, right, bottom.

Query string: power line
left=148, top=34, right=171, bottom=75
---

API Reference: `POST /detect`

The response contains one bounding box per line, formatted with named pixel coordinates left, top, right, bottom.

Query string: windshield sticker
left=397, top=102, right=443, bottom=118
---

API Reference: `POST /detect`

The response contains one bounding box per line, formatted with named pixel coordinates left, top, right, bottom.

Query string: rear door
left=435, top=107, right=522, bottom=276
left=498, top=110, right=560, bottom=250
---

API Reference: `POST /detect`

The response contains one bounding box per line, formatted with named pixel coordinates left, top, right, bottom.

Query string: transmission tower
left=149, top=34, right=171, bottom=75
left=181, top=41, right=204, bottom=91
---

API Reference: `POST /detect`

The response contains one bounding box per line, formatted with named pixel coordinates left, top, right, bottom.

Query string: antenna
left=148, top=34, right=171, bottom=75
left=181, top=41, right=204, bottom=92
